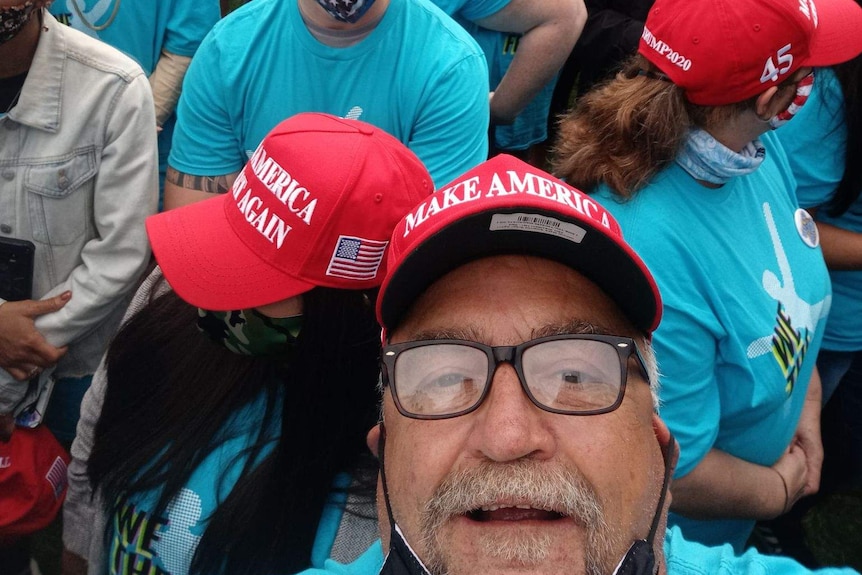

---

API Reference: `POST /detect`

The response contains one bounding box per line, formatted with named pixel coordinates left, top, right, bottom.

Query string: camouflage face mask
left=196, top=308, right=302, bottom=357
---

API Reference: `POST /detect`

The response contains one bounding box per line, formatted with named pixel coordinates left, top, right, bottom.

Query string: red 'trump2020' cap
left=376, top=155, right=663, bottom=335
left=147, top=113, right=433, bottom=311
left=639, top=0, right=862, bottom=105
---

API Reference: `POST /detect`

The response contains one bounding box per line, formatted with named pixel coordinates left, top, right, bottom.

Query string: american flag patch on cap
left=46, top=456, right=68, bottom=499
left=326, top=235, right=388, bottom=281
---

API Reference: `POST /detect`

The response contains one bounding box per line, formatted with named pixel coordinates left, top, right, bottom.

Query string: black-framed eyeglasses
left=381, top=334, right=652, bottom=420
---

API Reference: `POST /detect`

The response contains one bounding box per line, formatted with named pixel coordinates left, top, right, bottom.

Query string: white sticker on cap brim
left=490, top=213, right=586, bottom=243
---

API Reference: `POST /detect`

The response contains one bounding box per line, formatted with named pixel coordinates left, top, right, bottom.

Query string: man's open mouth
left=466, top=505, right=568, bottom=522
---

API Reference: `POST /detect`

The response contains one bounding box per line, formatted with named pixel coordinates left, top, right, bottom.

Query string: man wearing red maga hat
left=285, top=153, right=862, bottom=574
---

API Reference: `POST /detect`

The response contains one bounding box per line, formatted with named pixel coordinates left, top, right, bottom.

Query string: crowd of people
left=1, top=0, right=861, bottom=574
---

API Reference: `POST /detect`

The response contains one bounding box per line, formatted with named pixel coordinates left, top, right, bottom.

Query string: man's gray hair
left=637, top=338, right=661, bottom=411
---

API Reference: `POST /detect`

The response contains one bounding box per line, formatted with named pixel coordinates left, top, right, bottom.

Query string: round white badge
left=794, top=208, right=819, bottom=248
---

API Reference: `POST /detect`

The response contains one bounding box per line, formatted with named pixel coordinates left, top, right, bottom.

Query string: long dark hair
left=88, top=281, right=381, bottom=574
left=828, top=54, right=862, bottom=216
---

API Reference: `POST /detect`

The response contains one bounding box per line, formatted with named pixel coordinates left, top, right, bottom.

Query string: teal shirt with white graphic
left=593, top=131, right=832, bottom=551
left=168, top=0, right=489, bottom=188
left=776, top=67, right=862, bottom=352
left=107, top=388, right=363, bottom=575
left=109, top=390, right=280, bottom=575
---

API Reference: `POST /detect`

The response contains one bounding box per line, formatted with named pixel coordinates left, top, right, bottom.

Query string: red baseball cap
left=0, top=426, right=69, bottom=543
left=376, top=155, right=662, bottom=335
left=639, top=0, right=862, bottom=105
left=147, top=113, right=434, bottom=311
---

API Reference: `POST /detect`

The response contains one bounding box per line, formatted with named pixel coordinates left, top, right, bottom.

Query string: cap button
left=356, top=123, right=374, bottom=135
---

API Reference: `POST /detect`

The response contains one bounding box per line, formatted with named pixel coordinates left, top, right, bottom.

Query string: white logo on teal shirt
left=746, top=202, right=830, bottom=394
left=153, top=489, right=203, bottom=575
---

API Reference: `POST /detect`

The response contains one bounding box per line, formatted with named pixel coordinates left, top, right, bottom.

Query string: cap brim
left=806, top=0, right=862, bottom=66
left=146, top=195, right=316, bottom=310
left=378, top=207, right=661, bottom=334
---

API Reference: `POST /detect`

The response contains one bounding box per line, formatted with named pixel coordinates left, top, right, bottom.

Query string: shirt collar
left=7, top=10, right=64, bottom=133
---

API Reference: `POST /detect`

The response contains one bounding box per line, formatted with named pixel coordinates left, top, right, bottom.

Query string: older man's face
left=377, top=255, right=668, bottom=575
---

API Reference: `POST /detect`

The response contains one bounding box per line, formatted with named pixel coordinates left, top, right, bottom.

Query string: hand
left=794, top=372, right=824, bottom=496
left=0, top=292, right=71, bottom=379
left=0, top=412, right=14, bottom=442
left=61, top=548, right=88, bottom=575
left=771, top=442, right=808, bottom=517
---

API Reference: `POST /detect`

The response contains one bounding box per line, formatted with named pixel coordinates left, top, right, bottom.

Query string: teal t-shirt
left=106, top=387, right=368, bottom=575
left=593, top=132, right=832, bottom=551
left=429, top=0, right=554, bottom=151
left=108, top=391, right=282, bottom=575
left=49, top=0, right=221, bottom=203
left=294, top=525, right=858, bottom=575
left=469, top=26, right=556, bottom=151
left=775, top=67, right=862, bottom=352
left=49, top=0, right=220, bottom=74
left=430, top=0, right=510, bottom=22
left=168, top=0, right=489, bottom=188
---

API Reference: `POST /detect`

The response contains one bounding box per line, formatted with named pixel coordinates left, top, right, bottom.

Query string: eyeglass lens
left=391, top=339, right=625, bottom=417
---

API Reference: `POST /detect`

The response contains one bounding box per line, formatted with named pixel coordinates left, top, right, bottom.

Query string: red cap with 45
left=639, top=0, right=862, bottom=105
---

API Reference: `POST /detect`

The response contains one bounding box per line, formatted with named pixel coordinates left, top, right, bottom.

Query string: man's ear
left=755, top=86, right=782, bottom=120
left=652, top=414, right=679, bottom=476
left=367, top=423, right=382, bottom=459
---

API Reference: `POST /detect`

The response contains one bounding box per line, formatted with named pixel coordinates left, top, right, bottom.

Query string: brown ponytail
left=552, top=56, right=694, bottom=198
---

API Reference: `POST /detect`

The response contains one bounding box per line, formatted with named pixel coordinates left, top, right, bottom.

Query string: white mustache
left=422, top=460, right=605, bottom=529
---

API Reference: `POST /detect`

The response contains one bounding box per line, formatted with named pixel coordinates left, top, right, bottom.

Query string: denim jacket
left=0, top=12, right=158, bottom=414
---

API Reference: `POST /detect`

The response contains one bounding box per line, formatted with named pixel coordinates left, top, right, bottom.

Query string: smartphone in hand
left=0, top=237, right=35, bottom=302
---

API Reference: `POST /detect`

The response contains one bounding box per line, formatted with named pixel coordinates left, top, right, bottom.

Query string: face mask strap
left=649, top=433, right=675, bottom=547
left=377, top=423, right=435, bottom=575
left=612, top=433, right=676, bottom=575
left=378, top=423, right=398, bottom=530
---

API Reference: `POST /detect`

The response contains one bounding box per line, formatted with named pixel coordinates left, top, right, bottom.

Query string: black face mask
left=0, top=1, right=41, bottom=45
left=376, top=426, right=676, bottom=575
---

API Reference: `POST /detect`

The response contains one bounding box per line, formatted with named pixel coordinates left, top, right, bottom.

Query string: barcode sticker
left=489, top=213, right=586, bottom=243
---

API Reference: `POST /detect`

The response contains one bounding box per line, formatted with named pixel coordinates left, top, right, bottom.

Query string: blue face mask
left=376, top=427, right=675, bottom=575
left=314, top=0, right=377, bottom=23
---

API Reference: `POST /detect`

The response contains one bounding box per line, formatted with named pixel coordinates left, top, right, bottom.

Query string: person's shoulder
left=432, top=0, right=512, bottom=22
left=46, top=14, right=145, bottom=83
left=591, top=167, right=690, bottom=228
left=198, top=0, right=281, bottom=56
left=396, top=0, right=484, bottom=57
left=210, top=0, right=280, bottom=36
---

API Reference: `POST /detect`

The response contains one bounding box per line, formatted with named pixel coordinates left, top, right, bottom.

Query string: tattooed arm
left=163, top=166, right=240, bottom=210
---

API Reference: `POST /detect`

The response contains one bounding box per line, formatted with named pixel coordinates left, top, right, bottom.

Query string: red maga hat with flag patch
left=376, top=154, right=662, bottom=335
left=639, top=0, right=862, bottom=106
left=0, top=426, right=69, bottom=543
left=146, top=113, right=433, bottom=311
